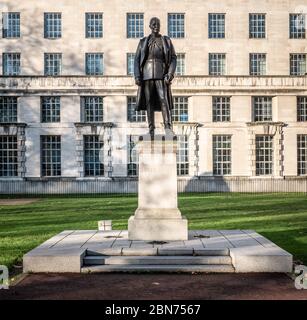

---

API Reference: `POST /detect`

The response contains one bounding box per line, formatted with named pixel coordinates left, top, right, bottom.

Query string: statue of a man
left=134, top=17, right=177, bottom=137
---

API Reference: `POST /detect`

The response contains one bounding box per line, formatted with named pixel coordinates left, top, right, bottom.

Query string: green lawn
left=0, top=193, right=307, bottom=270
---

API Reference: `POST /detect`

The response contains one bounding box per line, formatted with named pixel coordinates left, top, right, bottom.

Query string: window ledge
left=74, top=122, right=114, bottom=128
left=246, top=121, right=286, bottom=127
left=0, top=123, right=27, bottom=127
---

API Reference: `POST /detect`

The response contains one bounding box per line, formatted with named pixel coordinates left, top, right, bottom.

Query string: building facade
left=0, top=0, right=307, bottom=193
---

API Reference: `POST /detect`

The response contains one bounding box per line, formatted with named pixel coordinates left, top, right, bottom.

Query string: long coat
left=134, top=35, right=177, bottom=112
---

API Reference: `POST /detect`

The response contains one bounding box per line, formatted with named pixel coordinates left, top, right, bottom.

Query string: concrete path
left=1, top=273, right=306, bottom=300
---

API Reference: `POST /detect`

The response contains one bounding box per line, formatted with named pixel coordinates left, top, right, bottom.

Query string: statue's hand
left=135, top=78, right=142, bottom=86
left=164, top=74, right=174, bottom=85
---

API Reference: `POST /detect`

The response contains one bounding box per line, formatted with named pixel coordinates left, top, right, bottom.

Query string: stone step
left=81, top=264, right=235, bottom=273
left=83, top=255, right=232, bottom=266
left=86, top=248, right=230, bottom=257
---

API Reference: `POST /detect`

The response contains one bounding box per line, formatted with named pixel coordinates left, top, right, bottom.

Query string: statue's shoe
left=165, top=128, right=175, bottom=136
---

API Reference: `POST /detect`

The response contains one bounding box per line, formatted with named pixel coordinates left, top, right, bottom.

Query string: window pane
left=127, top=13, right=144, bottom=38
left=298, top=135, right=307, bottom=175
left=172, top=97, right=188, bottom=122
left=175, top=53, right=185, bottom=75
left=213, top=97, right=231, bottom=122
left=253, top=97, right=272, bottom=122
left=0, top=97, right=18, bottom=123
left=168, top=13, right=185, bottom=38
left=213, top=135, right=232, bottom=175
left=209, top=13, right=225, bottom=39
left=256, top=135, right=273, bottom=175
left=41, top=135, right=61, bottom=177
left=86, top=53, right=103, bottom=75
left=44, top=13, right=62, bottom=38
left=209, top=53, right=226, bottom=75
left=250, top=53, right=266, bottom=75
left=127, top=53, right=135, bottom=76
left=290, top=14, right=306, bottom=39
left=3, top=13, right=20, bottom=38
left=297, top=96, right=307, bottom=121
left=127, top=96, right=146, bottom=122
left=177, top=135, right=189, bottom=176
left=82, top=96, right=103, bottom=122
left=3, top=53, right=21, bottom=76
left=127, top=135, right=139, bottom=176
left=249, top=14, right=266, bottom=38
left=44, top=53, right=62, bottom=76
left=41, top=97, right=61, bottom=123
left=0, top=135, right=18, bottom=177
left=84, top=135, right=104, bottom=176
left=290, top=54, right=306, bottom=75
left=86, top=13, right=103, bottom=38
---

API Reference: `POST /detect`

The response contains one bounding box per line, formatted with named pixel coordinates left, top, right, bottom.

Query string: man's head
left=149, top=17, right=160, bottom=35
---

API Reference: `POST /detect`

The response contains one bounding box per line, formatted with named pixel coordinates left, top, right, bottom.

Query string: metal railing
left=0, top=177, right=306, bottom=195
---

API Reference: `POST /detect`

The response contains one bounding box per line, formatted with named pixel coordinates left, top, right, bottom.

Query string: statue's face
left=149, top=19, right=160, bottom=35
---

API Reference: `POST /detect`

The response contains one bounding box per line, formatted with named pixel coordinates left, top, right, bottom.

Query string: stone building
left=0, top=0, right=306, bottom=193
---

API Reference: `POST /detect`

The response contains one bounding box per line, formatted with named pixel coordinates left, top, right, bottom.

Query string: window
left=127, top=97, right=146, bottom=122
left=290, top=54, right=306, bottom=75
left=2, top=13, right=20, bottom=38
left=209, top=13, right=225, bottom=39
left=86, top=13, right=103, bottom=38
left=0, top=136, right=18, bottom=177
left=209, top=53, right=226, bottom=75
left=44, top=53, right=62, bottom=76
left=127, top=53, right=135, bottom=76
left=213, top=135, right=231, bottom=175
left=175, top=53, right=185, bottom=75
left=86, top=53, right=103, bottom=75
left=172, top=97, right=188, bottom=122
left=250, top=53, right=266, bottom=75
left=177, top=135, right=189, bottom=176
left=82, top=97, right=103, bottom=122
left=297, top=97, right=307, bottom=121
left=298, top=135, right=307, bottom=175
left=3, top=53, right=20, bottom=76
left=41, top=135, right=61, bottom=177
left=84, top=135, right=104, bottom=177
left=213, top=97, right=231, bottom=122
left=249, top=14, right=266, bottom=38
left=253, top=97, right=272, bottom=122
left=127, top=13, right=144, bottom=38
left=255, top=135, right=273, bottom=176
left=0, top=97, right=17, bottom=123
left=41, top=97, right=61, bottom=123
left=127, top=135, right=139, bottom=176
left=290, top=14, right=306, bottom=39
left=44, top=13, right=61, bottom=39
left=168, top=13, right=185, bottom=38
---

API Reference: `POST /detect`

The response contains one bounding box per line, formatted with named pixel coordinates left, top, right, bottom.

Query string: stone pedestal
left=128, top=135, right=188, bottom=241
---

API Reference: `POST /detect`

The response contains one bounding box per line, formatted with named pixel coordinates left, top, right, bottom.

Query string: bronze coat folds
left=134, top=35, right=177, bottom=112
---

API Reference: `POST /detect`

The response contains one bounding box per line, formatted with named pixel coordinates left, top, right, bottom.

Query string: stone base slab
left=23, top=230, right=293, bottom=274
left=23, top=247, right=86, bottom=273
left=128, top=216, right=188, bottom=241
left=132, top=208, right=182, bottom=219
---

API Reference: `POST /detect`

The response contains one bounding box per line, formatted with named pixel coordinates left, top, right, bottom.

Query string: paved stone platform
left=23, top=230, right=293, bottom=273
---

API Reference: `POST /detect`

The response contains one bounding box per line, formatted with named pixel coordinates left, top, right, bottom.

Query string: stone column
left=128, top=135, right=188, bottom=241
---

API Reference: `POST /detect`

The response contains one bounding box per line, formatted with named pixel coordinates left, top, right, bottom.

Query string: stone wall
left=0, top=177, right=306, bottom=194
left=0, top=0, right=307, bottom=76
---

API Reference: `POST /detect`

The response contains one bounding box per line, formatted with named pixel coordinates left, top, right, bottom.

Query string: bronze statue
left=134, top=17, right=177, bottom=137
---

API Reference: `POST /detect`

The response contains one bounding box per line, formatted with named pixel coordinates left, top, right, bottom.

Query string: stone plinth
left=23, top=230, right=293, bottom=273
left=128, top=135, right=188, bottom=241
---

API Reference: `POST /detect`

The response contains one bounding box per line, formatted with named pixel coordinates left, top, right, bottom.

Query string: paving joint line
left=81, top=230, right=99, bottom=248
left=49, top=230, right=75, bottom=248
